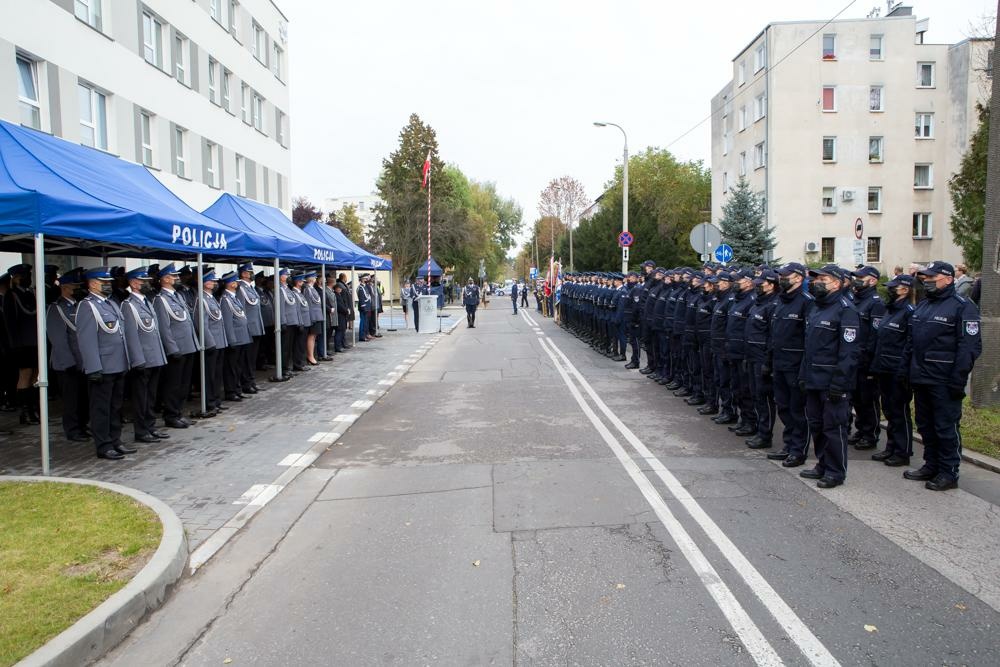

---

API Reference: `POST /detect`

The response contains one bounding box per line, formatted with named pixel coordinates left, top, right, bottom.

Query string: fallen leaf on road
left=223, top=659, right=232, bottom=664
left=955, top=603, right=967, bottom=611
left=404, top=521, right=411, bottom=526
left=473, top=560, right=481, bottom=567
left=864, top=625, right=878, bottom=633
left=615, top=583, right=626, bottom=589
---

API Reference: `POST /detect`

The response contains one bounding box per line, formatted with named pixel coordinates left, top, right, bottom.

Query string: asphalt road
left=105, top=305, right=1000, bottom=666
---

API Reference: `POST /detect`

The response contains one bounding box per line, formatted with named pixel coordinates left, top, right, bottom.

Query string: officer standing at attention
left=903, top=261, right=982, bottom=491
left=611, top=274, right=627, bottom=361
left=870, top=274, right=915, bottom=467
left=291, top=273, right=311, bottom=371
left=220, top=271, right=253, bottom=401
left=75, top=267, right=134, bottom=460
left=154, top=263, right=200, bottom=429
left=744, top=269, right=779, bottom=449
left=510, top=280, right=519, bottom=315
left=121, top=267, right=169, bottom=444
left=848, top=266, right=887, bottom=451
left=710, top=271, right=736, bottom=424
left=47, top=268, right=89, bottom=442
left=798, top=265, right=860, bottom=488
left=276, top=268, right=300, bottom=376
left=725, top=270, right=756, bottom=437
left=237, top=264, right=265, bottom=387
left=197, top=271, right=228, bottom=413
left=463, top=278, right=481, bottom=327
left=623, top=272, right=642, bottom=368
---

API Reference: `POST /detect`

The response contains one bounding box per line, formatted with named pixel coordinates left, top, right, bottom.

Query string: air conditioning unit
left=805, top=240, right=821, bottom=253
left=841, top=189, right=855, bottom=202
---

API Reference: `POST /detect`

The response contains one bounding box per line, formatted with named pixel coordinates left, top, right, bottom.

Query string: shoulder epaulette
left=840, top=297, right=851, bottom=307
left=955, top=294, right=968, bottom=303
left=906, top=304, right=915, bottom=311
left=803, top=292, right=816, bottom=301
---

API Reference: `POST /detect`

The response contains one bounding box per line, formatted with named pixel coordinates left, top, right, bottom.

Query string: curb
left=879, top=421, right=1000, bottom=475
left=4, top=476, right=187, bottom=667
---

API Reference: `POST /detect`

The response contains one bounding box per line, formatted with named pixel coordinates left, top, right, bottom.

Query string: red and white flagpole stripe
left=426, top=157, right=432, bottom=288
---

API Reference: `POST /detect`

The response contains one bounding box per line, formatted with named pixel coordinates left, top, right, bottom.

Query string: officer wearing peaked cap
left=237, top=263, right=265, bottom=384
left=75, top=267, right=134, bottom=460
left=154, top=263, right=200, bottom=428
left=848, top=265, right=887, bottom=451
left=744, top=269, right=779, bottom=449
left=47, top=268, right=90, bottom=442
left=197, top=271, right=228, bottom=412
left=903, top=261, right=982, bottom=491
left=870, top=273, right=915, bottom=467
left=220, top=271, right=253, bottom=401
left=121, top=267, right=169, bottom=443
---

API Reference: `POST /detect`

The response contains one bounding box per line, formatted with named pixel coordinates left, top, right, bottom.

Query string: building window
left=869, top=85, right=884, bottom=112
left=988, top=49, right=994, bottom=78
left=822, top=86, right=836, bottom=111
left=16, top=56, right=41, bottom=130
left=221, top=69, right=232, bottom=112
left=869, top=136, right=884, bottom=163
left=912, top=213, right=932, bottom=239
left=276, top=174, right=283, bottom=209
left=822, top=187, right=836, bottom=213
left=753, top=141, right=765, bottom=169
left=866, top=237, right=881, bottom=262
left=208, top=58, right=218, bottom=104
left=74, top=0, right=102, bottom=31
left=252, top=22, right=266, bottom=64
left=821, top=237, right=835, bottom=262
left=174, top=35, right=189, bottom=85
left=822, top=34, right=836, bottom=59
left=822, top=136, right=836, bottom=162
left=229, top=0, right=239, bottom=37
left=139, top=111, right=153, bottom=166
left=915, top=112, right=934, bottom=138
left=272, top=44, right=283, bottom=80
left=142, top=11, right=163, bottom=68
left=753, top=93, right=766, bottom=121
left=738, top=106, right=747, bottom=131
left=205, top=141, right=218, bottom=188
left=722, top=130, right=729, bottom=156
left=737, top=61, right=746, bottom=86
left=738, top=151, right=747, bottom=177
left=867, top=187, right=882, bottom=213
left=235, top=155, right=245, bottom=196
left=914, top=164, right=933, bottom=189
left=210, top=0, right=221, bottom=22
left=252, top=93, right=263, bottom=131
left=754, top=43, right=765, bottom=72
left=275, top=109, right=285, bottom=145
left=917, top=62, right=935, bottom=87
left=174, top=126, right=187, bottom=177
left=241, top=84, right=250, bottom=123
left=78, top=83, right=108, bottom=150
left=870, top=34, right=884, bottom=60
left=722, top=172, right=729, bottom=193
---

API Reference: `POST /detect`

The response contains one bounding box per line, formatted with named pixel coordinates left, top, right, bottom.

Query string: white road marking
left=233, top=484, right=269, bottom=505
left=541, top=336, right=840, bottom=667
left=351, top=400, right=374, bottom=409
left=366, top=389, right=380, bottom=396
left=377, top=379, right=393, bottom=386
left=278, top=453, right=304, bottom=466
left=333, top=414, right=358, bottom=423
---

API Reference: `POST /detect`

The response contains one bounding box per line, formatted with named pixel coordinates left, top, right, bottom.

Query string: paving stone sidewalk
left=0, top=313, right=453, bottom=550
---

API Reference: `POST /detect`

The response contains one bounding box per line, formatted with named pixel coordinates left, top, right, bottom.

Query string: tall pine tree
left=718, top=177, right=775, bottom=265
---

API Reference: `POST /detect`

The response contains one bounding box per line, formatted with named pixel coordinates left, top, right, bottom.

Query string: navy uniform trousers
left=912, top=383, right=964, bottom=480
left=773, top=370, right=808, bottom=457
left=804, top=390, right=850, bottom=482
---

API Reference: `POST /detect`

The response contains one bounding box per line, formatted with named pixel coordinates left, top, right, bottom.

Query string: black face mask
left=20, top=276, right=32, bottom=289
left=72, top=288, right=88, bottom=301
left=923, top=281, right=941, bottom=297
left=139, top=284, right=154, bottom=296
left=754, top=285, right=766, bottom=297
left=852, top=278, right=866, bottom=291
left=778, top=277, right=795, bottom=292
left=99, top=283, right=113, bottom=296
left=809, top=281, right=829, bottom=298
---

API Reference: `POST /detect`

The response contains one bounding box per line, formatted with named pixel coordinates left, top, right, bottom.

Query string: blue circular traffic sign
left=618, top=231, right=634, bottom=247
left=714, top=244, right=734, bottom=263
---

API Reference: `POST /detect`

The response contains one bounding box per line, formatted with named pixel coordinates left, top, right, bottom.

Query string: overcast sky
left=282, top=0, right=994, bottom=252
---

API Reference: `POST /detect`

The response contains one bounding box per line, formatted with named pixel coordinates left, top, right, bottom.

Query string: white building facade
left=710, top=6, right=992, bottom=271
left=324, top=193, right=382, bottom=239
left=0, top=0, right=291, bottom=228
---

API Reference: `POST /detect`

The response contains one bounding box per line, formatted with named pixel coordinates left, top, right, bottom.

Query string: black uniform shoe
left=611, top=355, right=626, bottom=362
left=135, top=434, right=159, bottom=444
left=165, top=418, right=189, bottom=429
left=152, top=431, right=170, bottom=439
left=799, top=467, right=824, bottom=479
left=639, top=367, right=655, bottom=375
left=925, top=475, right=958, bottom=491
left=746, top=436, right=772, bottom=449
left=782, top=456, right=807, bottom=468
left=713, top=413, right=738, bottom=425
left=871, top=450, right=893, bottom=461
left=225, top=394, right=243, bottom=402
left=847, top=431, right=863, bottom=445
left=817, top=477, right=843, bottom=489
left=67, top=434, right=91, bottom=442
left=733, top=425, right=756, bottom=437
left=685, top=396, right=707, bottom=406
left=624, top=362, right=639, bottom=369
left=97, top=448, right=125, bottom=460
left=673, top=388, right=693, bottom=398
left=884, top=455, right=910, bottom=467
left=243, top=387, right=259, bottom=395
left=853, top=439, right=877, bottom=451
left=697, top=405, right=719, bottom=416
left=903, top=466, right=936, bottom=481
left=766, top=449, right=789, bottom=460
left=648, top=373, right=661, bottom=381
left=115, top=444, right=138, bottom=454
left=656, top=377, right=670, bottom=385
left=665, top=381, right=683, bottom=391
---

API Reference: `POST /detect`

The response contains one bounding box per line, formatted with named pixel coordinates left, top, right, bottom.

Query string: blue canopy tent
left=302, top=220, right=392, bottom=270
left=417, top=256, right=444, bottom=278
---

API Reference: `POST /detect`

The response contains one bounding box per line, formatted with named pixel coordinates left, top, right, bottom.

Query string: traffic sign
left=854, top=218, right=864, bottom=240
left=714, top=244, right=734, bottom=264
left=529, top=267, right=538, bottom=279
left=689, top=222, right=722, bottom=255
left=618, top=231, right=634, bottom=247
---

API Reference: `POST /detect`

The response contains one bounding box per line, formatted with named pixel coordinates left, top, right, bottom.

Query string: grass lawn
left=962, top=399, right=1000, bottom=460
left=0, top=482, right=161, bottom=667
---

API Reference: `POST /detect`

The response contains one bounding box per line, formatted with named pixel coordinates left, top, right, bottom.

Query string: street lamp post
left=594, top=122, right=628, bottom=274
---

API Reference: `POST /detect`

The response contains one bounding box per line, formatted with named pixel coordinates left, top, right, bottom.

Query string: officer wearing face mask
left=766, top=262, right=814, bottom=467
left=462, top=278, right=481, bottom=328
left=847, top=266, right=886, bottom=451
left=798, top=265, right=860, bottom=488
left=869, top=274, right=915, bottom=467
left=709, top=271, right=736, bottom=424
left=623, top=272, right=642, bottom=368
left=902, top=261, right=982, bottom=491
left=744, top=269, right=779, bottom=450
left=121, top=267, right=169, bottom=444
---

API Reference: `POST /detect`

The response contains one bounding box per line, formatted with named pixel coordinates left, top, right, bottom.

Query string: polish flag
left=421, top=151, right=431, bottom=189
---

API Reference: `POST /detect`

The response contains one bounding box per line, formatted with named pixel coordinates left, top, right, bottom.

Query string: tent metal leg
left=350, top=266, right=356, bottom=344
left=321, top=265, right=327, bottom=355
left=273, top=258, right=283, bottom=380
left=34, top=233, right=50, bottom=475
left=197, top=254, right=207, bottom=415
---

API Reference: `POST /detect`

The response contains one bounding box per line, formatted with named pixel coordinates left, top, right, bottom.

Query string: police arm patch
left=966, top=321, right=980, bottom=336
left=843, top=327, right=857, bottom=343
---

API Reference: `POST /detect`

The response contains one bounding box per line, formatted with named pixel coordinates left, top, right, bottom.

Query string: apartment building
left=710, top=5, right=993, bottom=270
left=0, top=0, right=291, bottom=222
left=324, top=193, right=382, bottom=239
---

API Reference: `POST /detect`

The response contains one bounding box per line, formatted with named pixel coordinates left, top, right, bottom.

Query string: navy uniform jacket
left=221, top=290, right=252, bottom=346
left=905, top=284, right=981, bottom=390
left=724, top=289, right=755, bottom=360
left=710, top=290, right=734, bottom=355
left=121, top=291, right=167, bottom=369
left=463, top=285, right=481, bottom=306
left=46, top=297, right=82, bottom=371
left=769, top=287, right=814, bottom=372
left=636, top=274, right=654, bottom=318
left=304, top=284, right=324, bottom=324
left=278, top=284, right=300, bottom=327
left=238, top=280, right=265, bottom=337
left=800, top=293, right=860, bottom=393
left=853, top=287, right=886, bottom=374
left=75, top=293, right=129, bottom=375
left=671, top=286, right=689, bottom=337
left=695, top=292, right=715, bottom=338
left=870, top=297, right=913, bottom=377
left=626, top=283, right=643, bottom=326
left=649, top=283, right=668, bottom=331
left=511, top=283, right=519, bottom=301
left=683, top=289, right=700, bottom=345
left=612, top=286, right=627, bottom=324
left=745, top=291, right=777, bottom=363
left=357, top=284, right=373, bottom=313
left=259, top=286, right=275, bottom=329
left=154, top=288, right=199, bottom=356
left=293, top=288, right=311, bottom=326
left=662, top=284, right=679, bottom=332
left=4, top=286, right=38, bottom=348
left=197, top=292, right=228, bottom=351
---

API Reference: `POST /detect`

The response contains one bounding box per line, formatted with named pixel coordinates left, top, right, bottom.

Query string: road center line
left=536, top=336, right=784, bottom=666
left=542, top=335, right=839, bottom=667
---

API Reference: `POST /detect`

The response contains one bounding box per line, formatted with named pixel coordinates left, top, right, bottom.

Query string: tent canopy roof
left=417, top=256, right=444, bottom=277
left=302, top=220, right=391, bottom=270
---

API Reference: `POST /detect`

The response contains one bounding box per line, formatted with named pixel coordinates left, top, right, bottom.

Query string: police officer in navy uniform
left=623, top=272, right=642, bottom=368
left=510, top=280, right=519, bottom=315
left=220, top=271, right=253, bottom=401
left=798, top=265, right=860, bottom=488
left=611, top=274, right=627, bottom=361
left=767, top=262, right=814, bottom=466
left=46, top=268, right=90, bottom=442
left=709, top=271, right=736, bottom=424
left=725, top=270, right=756, bottom=436
left=154, top=263, right=200, bottom=428
left=745, top=269, right=779, bottom=449
left=903, top=261, right=982, bottom=491
left=121, top=267, right=169, bottom=444
left=870, top=274, right=915, bottom=467
left=848, top=266, right=887, bottom=450
left=462, top=278, right=481, bottom=327
left=257, top=271, right=275, bottom=369
left=695, top=274, right=718, bottom=415
left=75, top=267, right=134, bottom=460
left=636, top=260, right=657, bottom=373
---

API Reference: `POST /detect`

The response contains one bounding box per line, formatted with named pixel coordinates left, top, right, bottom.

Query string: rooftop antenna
left=867, top=6, right=882, bottom=18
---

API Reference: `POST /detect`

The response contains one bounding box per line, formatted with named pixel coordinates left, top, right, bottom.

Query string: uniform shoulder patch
left=872, top=317, right=881, bottom=329
left=840, top=297, right=850, bottom=307
left=803, top=292, right=815, bottom=301
left=843, top=327, right=857, bottom=343
left=966, top=321, right=980, bottom=336
left=906, top=304, right=915, bottom=311
left=955, top=294, right=968, bottom=303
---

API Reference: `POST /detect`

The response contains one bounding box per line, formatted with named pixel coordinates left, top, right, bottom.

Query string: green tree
left=949, top=102, right=990, bottom=271
left=328, top=204, right=366, bottom=246
left=718, top=177, right=774, bottom=265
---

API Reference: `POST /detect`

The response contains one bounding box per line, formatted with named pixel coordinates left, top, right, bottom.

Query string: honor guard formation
left=558, top=259, right=982, bottom=491
left=0, top=262, right=379, bottom=460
